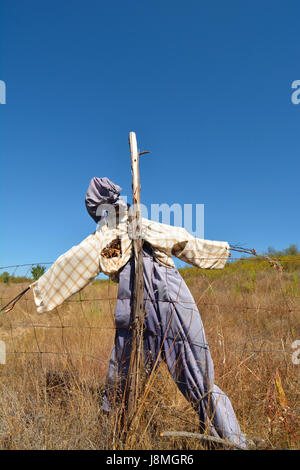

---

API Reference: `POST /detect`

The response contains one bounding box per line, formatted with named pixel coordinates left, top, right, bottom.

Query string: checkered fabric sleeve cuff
left=179, top=238, right=230, bottom=269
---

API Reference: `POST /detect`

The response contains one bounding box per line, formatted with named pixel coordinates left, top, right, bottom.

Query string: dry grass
left=0, top=263, right=300, bottom=450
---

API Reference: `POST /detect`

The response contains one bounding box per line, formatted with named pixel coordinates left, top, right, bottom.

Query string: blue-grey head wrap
left=85, top=177, right=123, bottom=223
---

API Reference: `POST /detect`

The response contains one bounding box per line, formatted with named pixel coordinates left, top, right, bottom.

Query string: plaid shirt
left=32, top=213, right=229, bottom=313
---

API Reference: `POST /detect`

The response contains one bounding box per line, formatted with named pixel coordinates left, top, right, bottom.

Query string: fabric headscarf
left=85, top=177, right=123, bottom=223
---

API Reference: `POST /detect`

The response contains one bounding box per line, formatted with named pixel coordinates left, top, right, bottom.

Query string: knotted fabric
left=85, top=177, right=122, bottom=223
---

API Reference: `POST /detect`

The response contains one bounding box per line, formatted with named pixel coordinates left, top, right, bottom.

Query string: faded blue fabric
left=85, top=177, right=122, bottom=223
left=102, top=243, right=248, bottom=449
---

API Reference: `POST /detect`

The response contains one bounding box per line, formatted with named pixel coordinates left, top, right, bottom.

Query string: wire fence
left=1, top=254, right=300, bottom=274
left=0, top=259, right=300, bottom=420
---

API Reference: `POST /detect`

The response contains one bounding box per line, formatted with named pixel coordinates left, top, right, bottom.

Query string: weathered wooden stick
left=125, top=131, right=145, bottom=422
left=160, top=431, right=247, bottom=450
left=230, top=246, right=256, bottom=256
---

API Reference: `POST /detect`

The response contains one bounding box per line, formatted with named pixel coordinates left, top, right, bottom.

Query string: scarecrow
left=29, top=177, right=249, bottom=448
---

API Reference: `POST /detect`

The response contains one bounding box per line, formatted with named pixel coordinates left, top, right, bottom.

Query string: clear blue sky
left=0, top=0, right=299, bottom=273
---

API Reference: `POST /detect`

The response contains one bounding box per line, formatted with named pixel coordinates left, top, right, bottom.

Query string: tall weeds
left=0, top=259, right=299, bottom=449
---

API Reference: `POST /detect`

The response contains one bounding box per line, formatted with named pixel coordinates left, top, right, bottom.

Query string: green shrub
left=31, top=265, right=46, bottom=281
left=0, top=271, right=10, bottom=284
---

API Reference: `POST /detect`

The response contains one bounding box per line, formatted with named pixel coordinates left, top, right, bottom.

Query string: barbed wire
left=0, top=343, right=295, bottom=355
left=0, top=262, right=53, bottom=270
left=1, top=256, right=300, bottom=272
left=1, top=296, right=300, bottom=314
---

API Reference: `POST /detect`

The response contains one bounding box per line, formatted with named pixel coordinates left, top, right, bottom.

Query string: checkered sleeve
left=144, top=220, right=229, bottom=269
left=172, top=234, right=230, bottom=269
left=31, top=233, right=101, bottom=313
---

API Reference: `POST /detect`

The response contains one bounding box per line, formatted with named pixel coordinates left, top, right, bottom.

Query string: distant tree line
left=266, top=244, right=299, bottom=257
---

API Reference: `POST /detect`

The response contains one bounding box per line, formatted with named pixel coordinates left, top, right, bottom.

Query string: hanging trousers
left=102, top=243, right=247, bottom=448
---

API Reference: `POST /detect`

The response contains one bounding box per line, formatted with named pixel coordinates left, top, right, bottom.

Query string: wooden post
left=125, top=131, right=145, bottom=422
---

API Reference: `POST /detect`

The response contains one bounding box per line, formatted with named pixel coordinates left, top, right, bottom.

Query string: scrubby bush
left=31, top=265, right=46, bottom=281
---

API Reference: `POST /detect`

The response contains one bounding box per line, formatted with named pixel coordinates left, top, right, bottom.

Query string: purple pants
left=103, top=244, right=247, bottom=448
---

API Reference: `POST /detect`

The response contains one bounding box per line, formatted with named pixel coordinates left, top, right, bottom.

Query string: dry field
left=0, top=258, right=300, bottom=450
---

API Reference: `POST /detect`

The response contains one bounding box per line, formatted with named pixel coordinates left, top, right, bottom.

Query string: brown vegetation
left=0, top=258, right=299, bottom=450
